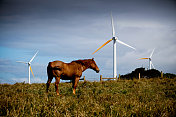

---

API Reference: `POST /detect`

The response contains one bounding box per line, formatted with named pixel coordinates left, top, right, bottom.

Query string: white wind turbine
left=139, top=48, right=155, bottom=70
left=92, top=14, right=136, bottom=78
left=17, top=51, right=39, bottom=84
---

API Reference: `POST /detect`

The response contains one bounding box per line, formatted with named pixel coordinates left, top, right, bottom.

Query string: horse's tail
left=47, top=62, right=53, bottom=78
left=46, top=62, right=53, bottom=92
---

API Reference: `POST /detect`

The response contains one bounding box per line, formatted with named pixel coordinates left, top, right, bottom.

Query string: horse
left=46, top=58, right=100, bottom=95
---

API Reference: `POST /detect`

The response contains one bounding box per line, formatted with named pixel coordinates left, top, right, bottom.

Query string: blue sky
left=0, top=0, right=176, bottom=84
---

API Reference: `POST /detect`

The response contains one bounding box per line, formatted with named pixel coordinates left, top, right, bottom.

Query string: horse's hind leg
left=72, top=77, right=79, bottom=95
left=46, top=76, right=53, bottom=93
left=55, top=77, right=60, bottom=96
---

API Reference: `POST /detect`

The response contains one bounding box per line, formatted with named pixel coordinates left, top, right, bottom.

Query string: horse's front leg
left=55, top=77, right=60, bottom=96
left=72, top=77, right=80, bottom=95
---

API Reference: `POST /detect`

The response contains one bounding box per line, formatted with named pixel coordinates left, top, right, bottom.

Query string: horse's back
left=48, top=60, right=65, bottom=68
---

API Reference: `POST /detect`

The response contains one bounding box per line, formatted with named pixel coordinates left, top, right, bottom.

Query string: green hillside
left=1, top=78, right=176, bottom=116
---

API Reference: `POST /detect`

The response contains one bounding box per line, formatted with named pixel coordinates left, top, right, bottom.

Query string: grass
left=0, top=78, right=176, bottom=116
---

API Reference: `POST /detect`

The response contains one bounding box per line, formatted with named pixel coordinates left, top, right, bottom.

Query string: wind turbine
left=17, top=51, right=39, bottom=84
left=139, top=48, right=155, bottom=70
left=92, top=14, right=136, bottom=78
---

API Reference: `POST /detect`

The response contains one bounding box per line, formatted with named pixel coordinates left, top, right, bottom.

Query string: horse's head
left=89, top=58, right=100, bottom=73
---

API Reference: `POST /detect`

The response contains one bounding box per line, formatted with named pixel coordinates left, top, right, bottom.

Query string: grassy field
left=0, top=78, right=176, bottom=117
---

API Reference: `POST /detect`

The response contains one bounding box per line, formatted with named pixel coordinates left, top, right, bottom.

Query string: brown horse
left=46, top=58, right=100, bottom=95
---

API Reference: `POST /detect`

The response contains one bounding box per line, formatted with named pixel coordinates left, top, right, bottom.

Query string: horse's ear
left=92, top=58, right=94, bottom=60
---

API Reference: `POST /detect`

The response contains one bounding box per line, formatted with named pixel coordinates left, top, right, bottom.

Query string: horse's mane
left=71, top=59, right=91, bottom=66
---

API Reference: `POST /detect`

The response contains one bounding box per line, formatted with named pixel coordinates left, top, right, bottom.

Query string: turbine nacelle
left=113, top=37, right=118, bottom=40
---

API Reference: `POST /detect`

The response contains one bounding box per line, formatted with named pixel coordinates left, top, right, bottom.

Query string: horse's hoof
left=73, top=89, right=76, bottom=95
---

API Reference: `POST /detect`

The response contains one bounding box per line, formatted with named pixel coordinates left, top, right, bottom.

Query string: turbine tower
left=92, top=14, right=136, bottom=78
left=139, top=48, right=155, bottom=70
left=17, top=51, right=39, bottom=84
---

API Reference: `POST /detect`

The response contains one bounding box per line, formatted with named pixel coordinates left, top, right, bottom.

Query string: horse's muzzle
left=96, top=70, right=100, bottom=73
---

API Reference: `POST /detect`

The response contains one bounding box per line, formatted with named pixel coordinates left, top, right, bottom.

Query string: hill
left=120, top=67, right=176, bottom=79
left=0, top=78, right=176, bottom=116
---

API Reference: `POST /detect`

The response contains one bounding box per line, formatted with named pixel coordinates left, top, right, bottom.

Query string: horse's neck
left=83, top=60, right=92, bottom=71
left=74, top=60, right=91, bottom=72
left=82, top=64, right=89, bottom=72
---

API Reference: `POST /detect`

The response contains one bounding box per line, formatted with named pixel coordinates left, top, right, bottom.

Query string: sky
left=0, top=0, right=176, bottom=84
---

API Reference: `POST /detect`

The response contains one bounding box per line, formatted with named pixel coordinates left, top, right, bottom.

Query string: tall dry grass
left=0, top=78, right=176, bottom=116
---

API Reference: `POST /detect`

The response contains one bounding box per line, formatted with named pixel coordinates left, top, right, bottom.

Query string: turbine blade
left=30, top=66, right=35, bottom=78
left=151, top=61, right=155, bottom=69
left=139, top=58, right=149, bottom=60
left=16, top=61, right=28, bottom=64
left=92, top=39, right=113, bottom=54
left=29, top=50, right=39, bottom=63
left=116, top=39, right=136, bottom=50
left=150, top=48, right=155, bottom=58
left=111, top=13, right=115, bottom=37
